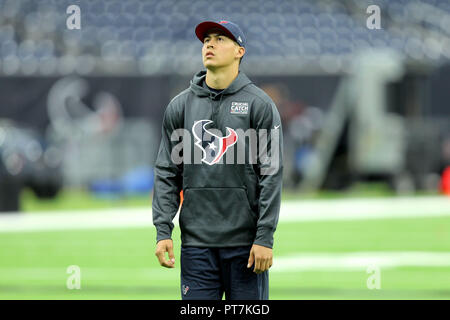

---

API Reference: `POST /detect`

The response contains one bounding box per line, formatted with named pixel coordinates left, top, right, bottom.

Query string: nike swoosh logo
left=274, top=125, right=280, bottom=129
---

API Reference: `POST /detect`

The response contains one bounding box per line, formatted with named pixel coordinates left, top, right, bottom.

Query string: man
left=152, top=20, right=283, bottom=300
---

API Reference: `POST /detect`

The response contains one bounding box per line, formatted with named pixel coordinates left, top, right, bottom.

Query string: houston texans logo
left=192, top=120, right=238, bottom=165
left=182, top=285, right=189, bottom=295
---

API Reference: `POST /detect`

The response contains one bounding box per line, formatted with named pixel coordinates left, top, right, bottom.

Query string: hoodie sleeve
left=252, top=101, right=284, bottom=249
left=152, top=101, right=184, bottom=243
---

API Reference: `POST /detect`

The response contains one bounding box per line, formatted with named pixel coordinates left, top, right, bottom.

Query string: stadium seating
left=0, top=0, right=448, bottom=74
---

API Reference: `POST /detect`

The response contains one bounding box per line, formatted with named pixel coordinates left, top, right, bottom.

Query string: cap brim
left=195, top=21, right=237, bottom=43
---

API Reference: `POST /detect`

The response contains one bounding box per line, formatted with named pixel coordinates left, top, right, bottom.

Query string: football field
left=0, top=196, right=449, bottom=300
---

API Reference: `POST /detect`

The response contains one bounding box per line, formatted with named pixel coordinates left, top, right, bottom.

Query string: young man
left=152, top=20, right=283, bottom=300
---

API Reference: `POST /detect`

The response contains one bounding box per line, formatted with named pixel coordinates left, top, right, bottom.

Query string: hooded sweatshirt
left=152, top=70, right=283, bottom=248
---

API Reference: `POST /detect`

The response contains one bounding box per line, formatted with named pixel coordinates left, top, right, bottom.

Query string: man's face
left=202, top=31, right=244, bottom=69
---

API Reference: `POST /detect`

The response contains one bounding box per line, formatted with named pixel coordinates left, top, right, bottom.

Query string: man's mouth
left=205, top=52, right=214, bottom=57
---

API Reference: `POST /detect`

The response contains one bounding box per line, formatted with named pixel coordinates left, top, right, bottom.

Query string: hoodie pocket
left=179, top=187, right=257, bottom=245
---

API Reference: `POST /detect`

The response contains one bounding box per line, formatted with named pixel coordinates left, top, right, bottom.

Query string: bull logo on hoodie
left=192, top=120, right=238, bottom=165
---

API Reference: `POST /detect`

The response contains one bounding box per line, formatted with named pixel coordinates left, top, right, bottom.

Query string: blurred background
left=0, top=0, right=449, bottom=300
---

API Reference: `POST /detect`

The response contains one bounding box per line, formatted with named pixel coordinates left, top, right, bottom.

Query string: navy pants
left=180, top=245, right=269, bottom=300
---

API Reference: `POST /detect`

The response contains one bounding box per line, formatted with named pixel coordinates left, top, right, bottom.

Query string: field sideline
left=0, top=196, right=449, bottom=299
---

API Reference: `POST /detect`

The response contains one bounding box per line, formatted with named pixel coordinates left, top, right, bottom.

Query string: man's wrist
left=254, top=226, right=275, bottom=248
left=156, top=224, right=172, bottom=243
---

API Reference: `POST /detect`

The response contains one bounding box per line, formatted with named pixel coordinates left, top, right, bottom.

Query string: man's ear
left=236, top=46, right=245, bottom=59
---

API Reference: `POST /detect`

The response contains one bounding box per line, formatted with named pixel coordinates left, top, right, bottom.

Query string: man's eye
left=204, top=38, right=210, bottom=43
left=218, top=37, right=223, bottom=41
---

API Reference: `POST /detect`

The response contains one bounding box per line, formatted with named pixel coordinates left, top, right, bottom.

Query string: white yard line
left=280, top=196, right=450, bottom=221
left=0, top=252, right=449, bottom=280
left=271, top=251, right=450, bottom=272
left=0, top=208, right=154, bottom=233
left=0, top=196, right=449, bottom=233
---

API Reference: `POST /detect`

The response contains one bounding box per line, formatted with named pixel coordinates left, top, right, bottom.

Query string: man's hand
left=155, top=239, right=175, bottom=268
left=247, top=244, right=273, bottom=274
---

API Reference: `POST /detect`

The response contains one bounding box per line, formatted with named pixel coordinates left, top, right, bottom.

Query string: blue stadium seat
left=101, top=40, right=120, bottom=59
left=136, top=41, right=153, bottom=58
left=299, top=13, right=318, bottom=28
left=34, top=40, right=55, bottom=59
left=18, top=40, right=36, bottom=60
left=123, top=1, right=140, bottom=14
left=170, top=13, right=188, bottom=33
left=0, top=26, right=14, bottom=43
left=148, top=15, right=169, bottom=29
left=133, top=27, right=152, bottom=42
left=320, top=29, right=337, bottom=43
left=246, top=41, right=264, bottom=57
left=141, top=3, right=153, bottom=15
left=133, top=14, right=151, bottom=28
left=208, top=2, right=227, bottom=13
left=317, top=13, right=335, bottom=28
left=283, top=13, right=301, bottom=29
left=152, top=27, right=173, bottom=41
left=227, top=2, right=243, bottom=15
left=89, top=0, right=106, bottom=14
left=264, top=41, right=280, bottom=56
left=297, top=2, right=315, bottom=14
left=388, top=36, right=407, bottom=52
left=265, top=13, right=285, bottom=29
left=335, top=27, right=352, bottom=42
left=282, top=27, right=301, bottom=42
left=120, top=41, right=137, bottom=58
left=369, top=30, right=388, bottom=47
left=117, top=27, right=134, bottom=41
left=115, top=13, right=135, bottom=28
left=334, top=14, right=354, bottom=29
left=334, top=39, right=353, bottom=55
left=1, top=40, right=17, bottom=58
left=172, top=1, right=193, bottom=16
left=97, top=26, right=118, bottom=42
left=302, top=27, right=319, bottom=41
left=155, top=0, right=174, bottom=15
left=352, top=27, right=371, bottom=43
left=106, top=1, right=122, bottom=15
left=301, top=39, right=321, bottom=56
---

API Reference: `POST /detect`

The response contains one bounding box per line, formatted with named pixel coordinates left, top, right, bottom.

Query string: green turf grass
left=0, top=215, right=449, bottom=299
left=20, top=188, right=152, bottom=212
left=20, top=182, right=421, bottom=212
